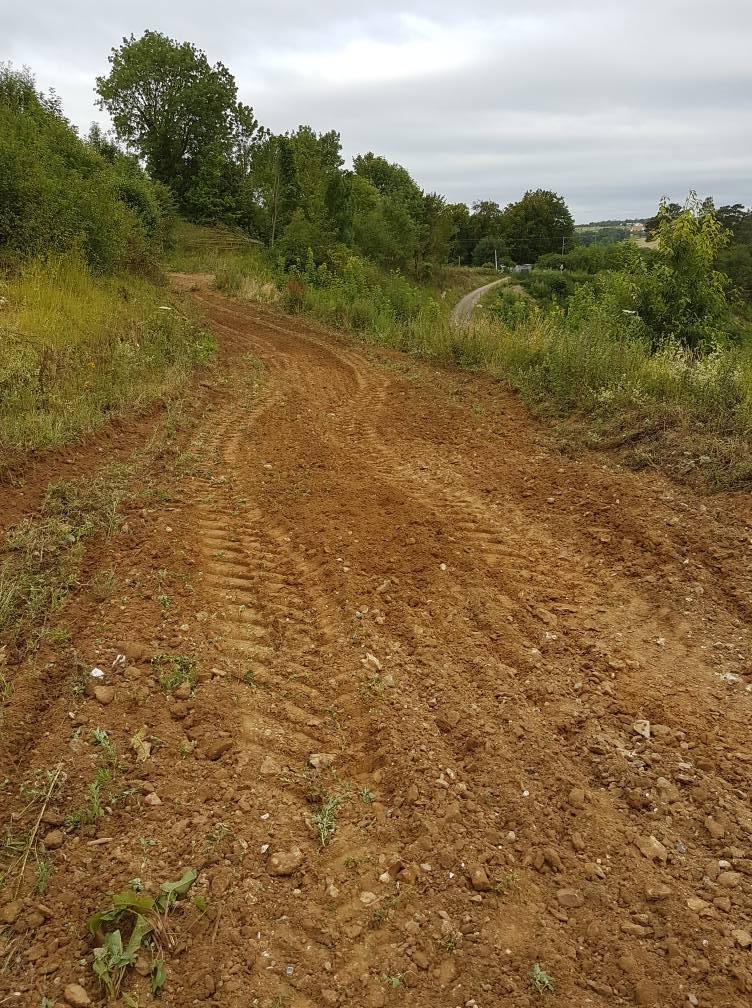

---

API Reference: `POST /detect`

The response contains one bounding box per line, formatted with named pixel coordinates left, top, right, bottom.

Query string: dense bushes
left=0, top=65, right=173, bottom=273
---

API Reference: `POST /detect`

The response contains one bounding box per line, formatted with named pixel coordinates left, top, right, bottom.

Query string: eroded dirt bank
left=2, top=285, right=752, bottom=1008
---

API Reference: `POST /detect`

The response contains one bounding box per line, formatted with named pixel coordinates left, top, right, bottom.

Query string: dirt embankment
left=2, top=282, right=752, bottom=1008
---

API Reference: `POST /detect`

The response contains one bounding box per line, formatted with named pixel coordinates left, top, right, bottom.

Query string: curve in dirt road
left=451, top=276, right=505, bottom=324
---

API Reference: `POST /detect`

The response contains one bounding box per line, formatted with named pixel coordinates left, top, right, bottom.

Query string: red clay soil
left=2, top=282, right=752, bottom=1008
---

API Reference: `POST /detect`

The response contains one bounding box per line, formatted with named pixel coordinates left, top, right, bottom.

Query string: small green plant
left=153, top=654, right=196, bottom=692
left=40, top=999, right=55, bottom=1008
left=91, top=568, right=116, bottom=599
left=385, top=974, right=403, bottom=990
left=34, top=858, right=52, bottom=895
left=311, top=789, right=349, bottom=847
left=203, top=822, right=232, bottom=852
left=88, top=869, right=197, bottom=999
left=439, top=932, right=461, bottom=953
left=530, top=963, right=555, bottom=995
left=91, top=727, right=117, bottom=769
left=65, top=767, right=111, bottom=828
left=360, top=788, right=375, bottom=804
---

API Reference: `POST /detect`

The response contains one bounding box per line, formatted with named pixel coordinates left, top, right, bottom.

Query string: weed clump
left=0, top=471, right=129, bottom=648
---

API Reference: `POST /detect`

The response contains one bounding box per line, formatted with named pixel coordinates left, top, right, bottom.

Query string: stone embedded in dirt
left=174, top=681, right=192, bottom=700
left=93, top=684, right=115, bottom=705
left=203, top=738, right=233, bottom=761
left=632, top=719, right=651, bottom=740
left=469, top=866, right=492, bottom=892
left=359, top=891, right=378, bottom=905
left=411, top=949, right=430, bottom=970
left=321, top=989, right=339, bottom=1006
left=645, top=883, right=672, bottom=901
left=308, top=752, right=336, bottom=770
left=144, top=792, right=162, bottom=806
left=123, top=643, right=151, bottom=663
left=686, top=896, right=710, bottom=913
left=705, top=816, right=726, bottom=839
left=0, top=901, right=21, bottom=924
left=635, top=835, right=668, bottom=862
left=732, top=929, right=752, bottom=948
left=43, top=829, right=65, bottom=850
left=568, top=787, right=586, bottom=809
left=267, top=847, right=304, bottom=877
left=260, top=755, right=281, bottom=775
left=717, top=870, right=742, bottom=887
left=571, top=831, right=586, bottom=852
left=63, top=984, right=92, bottom=1007
left=406, top=783, right=419, bottom=803
left=439, top=957, right=457, bottom=986
left=557, top=888, right=585, bottom=908
left=634, top=979, right=659, bottom=1005
left=364, top=652, right=383, bottom=672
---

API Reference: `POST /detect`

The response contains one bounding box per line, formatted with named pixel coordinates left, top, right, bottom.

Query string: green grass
left=0, top=253, right=215, bottom=462
left=0, top=470, right=129, bottom=648
left=153, top=654, right=196, bottom=692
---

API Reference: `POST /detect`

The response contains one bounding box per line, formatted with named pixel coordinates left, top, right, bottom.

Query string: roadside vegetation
left=0, top=64, right=215, bottom=466
left=2, top=34, right=752, bottom=491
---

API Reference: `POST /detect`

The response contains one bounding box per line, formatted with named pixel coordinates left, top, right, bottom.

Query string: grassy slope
left=0, top=255, right=215, bottom=466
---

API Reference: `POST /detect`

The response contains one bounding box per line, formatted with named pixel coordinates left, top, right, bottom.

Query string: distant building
left=630, top=222, right=645, bottom=233
left=513, top=263, right=532, bottom=273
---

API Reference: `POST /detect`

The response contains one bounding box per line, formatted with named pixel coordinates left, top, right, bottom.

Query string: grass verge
left=0, top=253, right=215, bottom=464
left=0, top=468, right=129, bottom=649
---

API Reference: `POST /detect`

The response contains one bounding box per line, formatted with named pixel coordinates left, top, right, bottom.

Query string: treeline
left=0, top=65, right=174, bottom=273
left=91, top=31, right=575, bottom=274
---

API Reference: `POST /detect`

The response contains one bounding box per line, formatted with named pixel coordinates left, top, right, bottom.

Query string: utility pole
left=494, top=247, right=498, bottom=272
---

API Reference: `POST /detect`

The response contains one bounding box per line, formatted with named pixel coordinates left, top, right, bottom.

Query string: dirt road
left=3, top=284, right=752, bottom=1008
left=450, top=277, right=505, bottom=323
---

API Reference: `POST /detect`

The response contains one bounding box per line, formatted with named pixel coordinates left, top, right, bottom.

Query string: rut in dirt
left=3, top=283, right=752, bottom=1008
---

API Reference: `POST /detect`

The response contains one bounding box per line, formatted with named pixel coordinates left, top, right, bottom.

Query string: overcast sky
left=4, top=1, right=751, bottom=221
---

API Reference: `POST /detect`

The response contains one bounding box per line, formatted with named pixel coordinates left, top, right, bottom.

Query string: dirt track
left=2, top=284, right=752, bottom=1008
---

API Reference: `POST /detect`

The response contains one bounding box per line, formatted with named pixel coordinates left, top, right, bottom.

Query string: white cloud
left=3, top=0, right=751, bottom=219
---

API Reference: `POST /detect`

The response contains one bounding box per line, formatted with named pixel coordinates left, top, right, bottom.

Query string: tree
left=446, top=202, right=472, bottom=263
left=96, top=31, right=261, bottom=222
left=419, top=192, right=454, bottom=269
left=500, top=189, right=574, bottom=263
left=472, top=236, right=510, bottom=268
left=636, top=195, right=730, bottom=348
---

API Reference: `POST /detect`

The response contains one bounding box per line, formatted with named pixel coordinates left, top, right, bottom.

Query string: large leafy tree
left=499, top=189, right=574, bottom=263
left=96, top=31, right=262, bottom=221
left=643, top=195, right=729, bottom=347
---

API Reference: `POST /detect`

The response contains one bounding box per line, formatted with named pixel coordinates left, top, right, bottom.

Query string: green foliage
left=0, top=470, right=128, bottom=647
left=0, top=64, right=171, bottom=272
left=530, top=963, right=555, bottom=995
left=88, top=870, right=196, bottom=999
left=0, top=255, right=215, bottom=458
left=499, top=189, right=575, bottom=263
left=471, top=236, right=511, bottom=268
left=636, top=195, right=730, bottom=349
left=153, top=654, right=196, bottom=692
left=96, top=32, right=263, bottom=223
